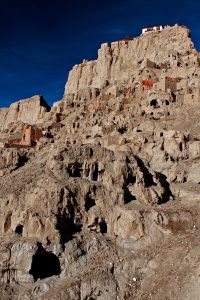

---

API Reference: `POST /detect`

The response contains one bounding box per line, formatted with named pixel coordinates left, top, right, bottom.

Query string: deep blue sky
left=0, top=0, right=200, bottom=108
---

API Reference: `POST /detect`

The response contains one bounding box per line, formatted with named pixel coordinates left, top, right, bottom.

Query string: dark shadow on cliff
left=56, top=189, right=83, bottom=246
left=134, top=156, right=155, bottom=187
left=156, top=172, right=174, bottom=204
left=29, top=243, right=61, bottom=281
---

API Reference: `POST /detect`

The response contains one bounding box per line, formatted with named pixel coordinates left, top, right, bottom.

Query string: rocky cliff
left=0, top=24, right=200, bottom=299
left=65, top=25, right=194, bottom=96
left=0, top=95, right=50, bottom=129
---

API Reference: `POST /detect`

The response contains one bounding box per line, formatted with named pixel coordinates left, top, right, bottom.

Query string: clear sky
left=0, top=0, right=200, bottom=108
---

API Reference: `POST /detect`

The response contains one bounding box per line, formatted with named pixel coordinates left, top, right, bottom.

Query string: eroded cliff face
left=65, top=25, right=194, bottom=95
left=0, top=95, right=50, bottom=129
left=1, top=24, right=200, bottom=299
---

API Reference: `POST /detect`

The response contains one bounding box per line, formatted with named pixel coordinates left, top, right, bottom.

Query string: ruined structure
left=8, top=125, right=44, bottom=147
left=0, top=24, right=200, bottom=299
left=142, top=25, right=165, bottom=34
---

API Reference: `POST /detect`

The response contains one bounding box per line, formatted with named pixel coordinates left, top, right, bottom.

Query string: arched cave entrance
left=15, top=224, right=23, bottom=235
left=29, top=246, right=61, bottom=281
left=150, top=99, right=158, bottom=108
left=165, top=100, right=169, bottom=105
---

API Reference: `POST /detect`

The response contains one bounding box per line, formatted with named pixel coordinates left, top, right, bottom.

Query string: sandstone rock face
left=0, top=95, right=50, bottom=129
left=65, top=25, right=194, bottom=97
left=1, top=24, right=200, bottom=299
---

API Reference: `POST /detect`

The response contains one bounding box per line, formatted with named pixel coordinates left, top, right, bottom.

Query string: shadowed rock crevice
left=157, top=172, right=174, bottom=204
left=13, top=154, right=29, bottom=170
left=126, top=173, right=136, bottom=185
left=56, top=190, right=83, bottom=245
left=85, top=192, right=96, bottom=211
left=92, top=162, right=99, bottom=181
left=123, top=172, right=136, bottom=203
left=67, top=162, right=82, bottom=177
left=124, top=188, right=136, bottom=204
left=135, top=156, right=155, bottom=187
left=4, top=211, right=12, bottom=233
left=39, top=96, right=51, bottom=112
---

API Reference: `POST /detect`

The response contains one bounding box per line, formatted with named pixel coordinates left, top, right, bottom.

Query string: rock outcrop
left=0, top=95, right=50, bottom=129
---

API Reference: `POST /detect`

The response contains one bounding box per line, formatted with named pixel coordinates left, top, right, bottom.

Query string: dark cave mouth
left=29, top=250, right=61, bottom=281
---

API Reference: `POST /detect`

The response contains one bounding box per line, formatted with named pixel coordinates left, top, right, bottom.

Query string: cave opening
left=165, top=100, right=169, bottom=105
left=99, top=219, right=107, bottom=234
left=126, top=174, right=136, bottom=185
left=85, top=193, right=96, bottom=211
left=124, top=188, right=136, bottom=204
left=68, top=163, right=82, bottom=177
left=92, top=163, right=99, bottom=181
left=13, top=154, right=29, bottom=170
left=29, top=246, right=61, bottom=281
left=150, top=99, right=158, bottom=108
left=15, top=224, right=23, bottom=235
left=118, top=126, right=127, bottom=134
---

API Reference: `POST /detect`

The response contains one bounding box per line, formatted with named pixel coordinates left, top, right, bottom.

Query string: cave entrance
left=85, top=193, right=96, bottom=211
left=29, top=248, right=61, bottom=281
left=99, top=219, right=107, bottom=234
left=150, top=99, right=158, bottom=108
left=15, top=224, right=23, bottom=235
left=124, top=189, right=136, bottom=204
left=68, top=163, right=82, bottom=178
left=92, top=162, right=99, bottom=181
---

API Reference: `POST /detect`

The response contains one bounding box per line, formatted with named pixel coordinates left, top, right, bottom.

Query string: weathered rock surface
left=1, top=24, right=200, bottom=299
left=0, top=95, right=50, bottom=129
left=65, top=25, right=194, bottom=97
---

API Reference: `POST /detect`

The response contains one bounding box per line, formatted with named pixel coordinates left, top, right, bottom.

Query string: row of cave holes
left=11, top=176, right=173, bottom=283
left=11, top=175, right=140, bottom=241
left=150, top=99, right=169, bottom=108
left=13, top=185, right=134, bottom=240
left=12, top=192, right=104, bottom=239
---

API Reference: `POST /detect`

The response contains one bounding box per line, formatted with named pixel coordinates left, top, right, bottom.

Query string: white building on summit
left=142, top=25, right=164, bottom=34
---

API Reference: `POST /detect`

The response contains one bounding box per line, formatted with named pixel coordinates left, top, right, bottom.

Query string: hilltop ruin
left=0, top=24, right=200, bottom=299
